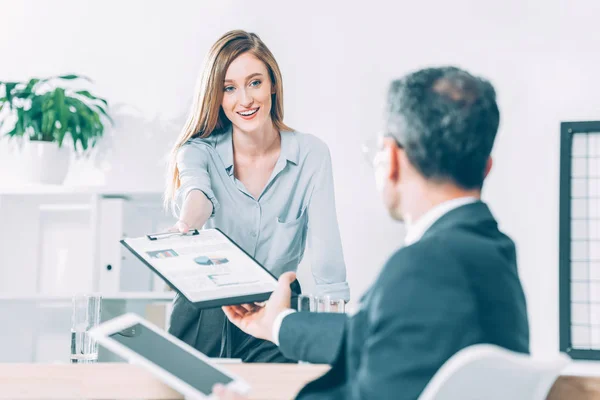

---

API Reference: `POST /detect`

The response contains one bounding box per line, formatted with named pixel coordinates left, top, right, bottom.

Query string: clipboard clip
left=146, top=229, right=200, bottom=241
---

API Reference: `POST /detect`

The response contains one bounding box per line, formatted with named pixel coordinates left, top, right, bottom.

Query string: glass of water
left=324, top=296, right=346, bottom=313
left=297, top=294, right=315, bottom=312
left=70, top=294, right=102, bottom=363
left=315, top=296, right=330, bottom=312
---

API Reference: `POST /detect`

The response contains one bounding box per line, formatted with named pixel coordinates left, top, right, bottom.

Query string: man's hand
left=211, top=384, right=248, bottom=399
left=222, top=271, right=296, bottom=343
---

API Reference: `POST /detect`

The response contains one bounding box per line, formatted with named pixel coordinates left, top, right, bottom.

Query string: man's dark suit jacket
left=278, top=201, right=530, bottom=399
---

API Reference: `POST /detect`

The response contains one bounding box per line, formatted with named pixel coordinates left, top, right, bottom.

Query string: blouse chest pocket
left=268, top=206, right=308, bottom=265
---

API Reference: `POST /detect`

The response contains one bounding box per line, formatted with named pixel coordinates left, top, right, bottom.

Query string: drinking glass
left=315, top=296, right=329, bottom=313
left=297, top=294, right=315, bottom=312
left=324, top=296, right=346, bottom=313
left=70, top=294, right=102, bottom=363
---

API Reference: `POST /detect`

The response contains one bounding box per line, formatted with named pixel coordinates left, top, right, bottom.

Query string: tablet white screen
left=109, top=322, right=233, bottom=395
left=123, top=229, right=277, bottom=303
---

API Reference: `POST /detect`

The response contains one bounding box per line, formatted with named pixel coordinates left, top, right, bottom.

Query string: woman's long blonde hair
left=164, top=30, right=291, bottom=211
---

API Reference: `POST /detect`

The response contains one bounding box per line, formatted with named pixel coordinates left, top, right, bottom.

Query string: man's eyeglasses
left=361, top=134, right=403, bottom=168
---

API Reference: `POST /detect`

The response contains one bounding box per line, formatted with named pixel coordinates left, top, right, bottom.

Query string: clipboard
left=120, top=228, right=282, bottom=309
left=146, top=229, right=200, bottom=241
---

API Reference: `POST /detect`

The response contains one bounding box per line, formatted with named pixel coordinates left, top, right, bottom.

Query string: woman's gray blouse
left=174, top=126, right=350, bottom=300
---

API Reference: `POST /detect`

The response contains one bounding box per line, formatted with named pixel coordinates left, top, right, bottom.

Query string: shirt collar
left=214, top=125, right=299, bottom=176
left=214, top=126, right=234, bottom=174
left=280, top=130, right=300, bottom=165
left=404, top=196, right=478, bottom=246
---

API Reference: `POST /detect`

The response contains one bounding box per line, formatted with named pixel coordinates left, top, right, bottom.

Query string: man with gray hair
left=214, top=66, right=530, bottom=399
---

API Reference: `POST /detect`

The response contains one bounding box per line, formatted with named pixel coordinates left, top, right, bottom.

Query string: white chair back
left=418, top=344, right=570, bottom=400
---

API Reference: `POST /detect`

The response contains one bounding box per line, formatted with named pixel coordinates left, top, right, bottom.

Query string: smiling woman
left=163, top=30, right=350, bottom=363
left=223, top=67, right=269, bottom=121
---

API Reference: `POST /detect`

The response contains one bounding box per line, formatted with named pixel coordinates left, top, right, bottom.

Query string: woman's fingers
left=167, top=220, right=191, bottom=233
left=176, top=220, right=190, bottom=233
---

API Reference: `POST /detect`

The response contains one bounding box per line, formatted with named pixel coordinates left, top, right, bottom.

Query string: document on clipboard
left=121, top=228, right=279, bottom=309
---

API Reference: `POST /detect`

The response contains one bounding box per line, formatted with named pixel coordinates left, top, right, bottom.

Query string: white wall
left=1, top=0, right=598, bottom=356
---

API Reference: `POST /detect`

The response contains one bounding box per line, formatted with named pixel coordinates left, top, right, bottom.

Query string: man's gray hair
left=386, top=66, right=500, bottom=189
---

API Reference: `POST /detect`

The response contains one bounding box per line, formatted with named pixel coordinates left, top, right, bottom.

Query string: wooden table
left=1, top=363, right=600, bottom=399
left=547, top=375, right=600, bottom=399
left=0, top=363, right=329, bottom=399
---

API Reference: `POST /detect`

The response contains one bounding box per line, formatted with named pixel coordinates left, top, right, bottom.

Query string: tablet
left=88, top=313, right=250, bottom=399
left=121, top=228, right=279, bottom=309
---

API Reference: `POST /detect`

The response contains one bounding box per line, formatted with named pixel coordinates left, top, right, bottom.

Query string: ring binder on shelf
left=146, top=229, right=199, bottom=241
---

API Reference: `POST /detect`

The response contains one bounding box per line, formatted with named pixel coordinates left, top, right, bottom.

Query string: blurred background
left=0, top=0, right=598, bottom=362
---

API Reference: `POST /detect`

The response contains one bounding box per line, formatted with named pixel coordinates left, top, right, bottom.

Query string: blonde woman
left=164, top=30, right=349, bottom=362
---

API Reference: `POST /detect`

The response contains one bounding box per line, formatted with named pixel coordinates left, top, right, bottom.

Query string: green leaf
left=76, top=90, right=109, bottom=107
left=5, top=125, right=18, bottom=138
left=11, top=78, right=42, bottom=100
left=67, top=111, right=81, bottom=151
left=4, top=82, right=17, bottom=103
left=54, top=88, right=65, bottom=109
left=40, top=108, right=49, bottom=137
left=41, top=95, right=55, bottom=133
left=9, top=78, right=40, bottom=100
left=31, top=119, right=41, bottom=139
left=15, top=108, right=25, bottom=136
left=66, top=97, right=94, bottom=151
left=21, top=109, right=31, bottom=138
left=57, top=74, right=92, bottom=82
left=93, top=104, right=113, bottom=125
left=28, top=95, right=43, bottom=116
left=54, top=88, right=68, bottom=142
left=76, top=91, right=112, bottom=125
left=42, top=109, right=56, bottom=139
left=25, top=78, right=40, bottom=91
left=56, top=128, right=66, bottom=146
left=41, top=93, right=54, bottom=112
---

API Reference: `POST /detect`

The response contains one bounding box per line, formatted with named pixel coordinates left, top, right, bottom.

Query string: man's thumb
left=278, top=272, right=297, bottom=288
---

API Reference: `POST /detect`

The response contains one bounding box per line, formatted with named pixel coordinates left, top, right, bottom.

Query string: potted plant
left=0, top=74, right=112, bottom=184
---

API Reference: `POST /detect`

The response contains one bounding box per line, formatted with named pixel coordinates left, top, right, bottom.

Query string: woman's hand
left=169, top=220, right=191, bottom=233
left=171, top=190, right=213, bottom=232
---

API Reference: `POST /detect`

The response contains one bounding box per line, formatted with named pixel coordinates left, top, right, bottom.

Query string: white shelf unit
left=0, top=292, right=176, bottom=301
left=0, top=183, right=165, bottom=195
left=0, top=186, right=175, bottom=298
left=0, top=185, right=177, bottom=363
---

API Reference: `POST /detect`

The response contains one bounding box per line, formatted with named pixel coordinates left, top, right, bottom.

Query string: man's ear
left=383, top=138, right=401, bottom=183
left=484, top=156, right=493, bottom=179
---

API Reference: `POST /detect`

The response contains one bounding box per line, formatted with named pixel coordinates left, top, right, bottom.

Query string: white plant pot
left=19, top=140, right=71, bottom=185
